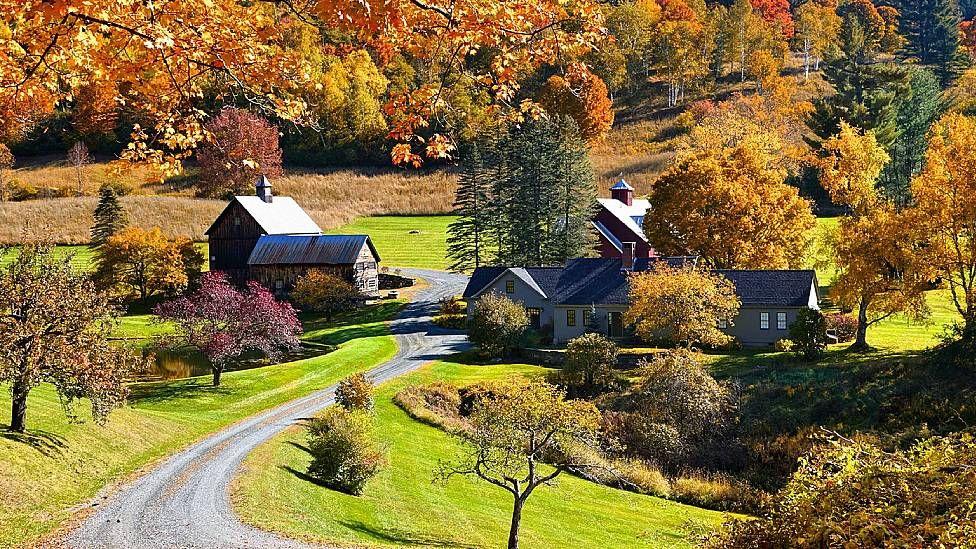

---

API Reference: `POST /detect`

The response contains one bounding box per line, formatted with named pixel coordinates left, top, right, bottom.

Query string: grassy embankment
left=0, top=302, right=402, bottom=548
left=233, top=357, right=725, bottom=549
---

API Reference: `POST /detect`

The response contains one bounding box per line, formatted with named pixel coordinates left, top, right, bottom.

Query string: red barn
left=592, top=179, right=657, bottom=263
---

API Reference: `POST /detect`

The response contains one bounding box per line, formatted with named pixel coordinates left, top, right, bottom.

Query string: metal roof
left=610, top=179, right=634, bottom=190
left=247, top=234, right=379, bottom=265
left=205, top=196, right=322, bottom=236
left=597, top=197, right=651, bottom=241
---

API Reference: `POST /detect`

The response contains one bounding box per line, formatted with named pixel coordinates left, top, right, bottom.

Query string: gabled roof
left=597, top=197, right=651, bottom=242
left=715, top=270, right=819, bottom=307
left=610, top=179, right=634, bottom=191
left=205, top=196, right=322, bottom=236
left=592, top=220, right=623, bottom=252
left=248, top=234, right=379, bottom=265
left=464, top=261, right=820, bottom=309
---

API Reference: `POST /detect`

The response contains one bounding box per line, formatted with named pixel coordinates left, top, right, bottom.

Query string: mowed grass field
left=328, top=215, right=455, bottom=270
left=0, top=305, right=400, bottom=548
left=233, top=357, right=725, bottom=549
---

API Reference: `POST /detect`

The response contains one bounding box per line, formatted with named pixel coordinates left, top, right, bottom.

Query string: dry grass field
left=0, top=119, right=675, bottom=244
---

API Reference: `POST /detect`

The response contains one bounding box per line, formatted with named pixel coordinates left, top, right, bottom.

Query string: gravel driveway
left=65, top=269, right=469, bottom=549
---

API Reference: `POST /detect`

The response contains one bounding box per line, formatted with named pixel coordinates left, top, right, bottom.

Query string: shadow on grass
left=301, top=301, right=405, bottom=347
left=339, top=520, right=479, bottom=548
left=281, top=465, right=334, bottom=489
left=127, top=377, right=233, bottom=406
left=1, top=428, right=68, bottom=457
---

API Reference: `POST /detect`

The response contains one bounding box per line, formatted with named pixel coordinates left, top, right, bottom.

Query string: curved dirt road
left=66, top=269, right=469, bottom=549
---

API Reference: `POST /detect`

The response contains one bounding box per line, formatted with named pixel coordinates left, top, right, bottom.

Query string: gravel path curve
left=65, top=269, right=469, bottom=549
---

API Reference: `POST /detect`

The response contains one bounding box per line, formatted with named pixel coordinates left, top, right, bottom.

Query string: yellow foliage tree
left=819, top=123, right=929, bottom=350
left=625, top=264, right=741, bottom=348
left=911, top=113, right=976, bottom=340
left=644, top=142, right=815, bottom=269
left=94, top=227, right=204, bottom=301
left=538, top=65, right=614, bottom=142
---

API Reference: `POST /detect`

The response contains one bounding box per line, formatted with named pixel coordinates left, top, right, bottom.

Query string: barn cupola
left=610, top=179, right=634, bottom=206
left=256, top=174, right=273, bottom=203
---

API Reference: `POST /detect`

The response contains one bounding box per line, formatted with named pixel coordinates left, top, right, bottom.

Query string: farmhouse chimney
left=256, top=175, right=273, bottom=203
left=622, top=242, right=635, bottom=271
left=610, top=179, right=634, bottom=206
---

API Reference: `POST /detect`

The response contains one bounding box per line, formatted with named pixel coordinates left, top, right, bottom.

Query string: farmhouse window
left=760, top=312, right=770, bottom=330
left=527, top=308, right=542, bottom=330
left=234, top=216, right=241, bottom=226
left=718, top=318, right=727, bottom=329
left=275, top=279, right=284, bottom=290
left=567, top=310, right=577, bottom=327
left=505, top=280, right=515, bottom=293
left=583, top=309, right=592, bottom=327
left=777, top=312, right=788, bottom=330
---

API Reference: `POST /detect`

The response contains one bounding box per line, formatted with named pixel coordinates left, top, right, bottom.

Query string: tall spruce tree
left=898, top=0, right=968, bottom=84
left=962, top=0, right=976, bottom=18
left=90, top=185, right=128, bottom=246
left=880, top=66, right=944, bottom=204
left=808, top=6, right=909, bottom=151
left=446, top=117, right=597, bottom=269
left=447, top=140, right=498, bottom=272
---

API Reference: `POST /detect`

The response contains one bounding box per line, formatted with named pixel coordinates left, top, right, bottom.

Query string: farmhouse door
left=608, top=312, right=623, bottom=338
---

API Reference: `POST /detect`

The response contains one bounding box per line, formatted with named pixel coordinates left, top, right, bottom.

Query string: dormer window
left=505, top=280, right=515, bottom=293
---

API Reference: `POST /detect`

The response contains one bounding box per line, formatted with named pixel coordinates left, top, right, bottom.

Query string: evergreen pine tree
left=808, top=8, right=909, bottom=151
left=447, top=140, right=496, bottom=272
left=880, top=66, right=944, bottom=204
left=962, top=0, right=976, bottom=19
left=90, top=185, right=128, bottom=246
left=898, top=0, right=969, bottom=84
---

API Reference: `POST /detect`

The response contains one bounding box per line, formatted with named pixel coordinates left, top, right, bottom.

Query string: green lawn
left=329, top=215, right=455, bottom=270
left=0, top=305, right=400, bottom=548
left=233, top=357, right=724, bottom=549
left=0, top=243, right=210, bottom=272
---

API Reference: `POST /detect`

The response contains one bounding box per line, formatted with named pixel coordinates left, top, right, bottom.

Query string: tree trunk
left=212, top=366, right=223, bottom=387
left=508, top=497, right=524, bottom=549
left=10, top=380, right=28, bottom=432
left=851, top=300, right=870, bottom=352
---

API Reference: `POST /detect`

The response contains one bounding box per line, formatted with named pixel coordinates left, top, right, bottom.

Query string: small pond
left=121, top=343, right=268, bottom=381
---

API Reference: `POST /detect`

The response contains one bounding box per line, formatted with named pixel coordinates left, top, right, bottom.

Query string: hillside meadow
left=0, top=304, right=400, bottom=548
left=233, top=357, right=726, bottom=549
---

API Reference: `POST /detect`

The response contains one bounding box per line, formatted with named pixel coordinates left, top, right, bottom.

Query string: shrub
left=335, top=372, right=374, bottom=412
left=292, top=269, right=361, bottom=320
left=306, top=407, right=386, bottom=495
left=563, top=333, right=618, bottom=389
left=671, top=472, right=764, bottom=513
left=773, top=338, right=794, bottom=353
left=789, top=308, right=828, bottom=360
left=611, top=349, right=739, bottom=473
left=438, top=297, right=465, bottom=316
left=468, top=293, right=529, bottom=358
left=825, top=312, right=858, bottom=343
left=432, top=314, right=467, bottom=329
left=196, top=107, right=283, bottom=198
left=705, top=433, right=976, bottom=547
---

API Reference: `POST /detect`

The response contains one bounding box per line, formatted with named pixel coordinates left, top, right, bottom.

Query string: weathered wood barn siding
left=206, top=201, right=264, bottom=281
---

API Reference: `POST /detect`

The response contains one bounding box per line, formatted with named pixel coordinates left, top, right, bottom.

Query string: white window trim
left=776, top=312, right=788, bottom=330
left=760, top=312, right=770, bottom=330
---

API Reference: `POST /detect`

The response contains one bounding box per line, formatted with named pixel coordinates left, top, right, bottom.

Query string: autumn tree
left=196, top=108, right=283, bottom=198
left=72, top=81, right=119, bottom=140
left=562, top=333, right=618, bottom=388
left=911, top=113, right=976, bottom=341
left=292, top=269, right=362, bottom=321
left=538, top=64, right=614, bottom=142
left=438, top=379, right=603, bottom=549
left=306, top=407, right=386, bottom=495
left=653, top=0, right=714, bottom=106
left=644, top=141, right=815, bottom=269
left=625, top=264, right=741, bottom=348
left=794, top=0, right=842, bottom=79
left=335, top=372, right=374, bottom=412
left=154, top=272, right=302, bottom=386
left=0, top=0, right=605, bottom=169
left=0, top=144, right=12, bottom=202
left=95, top=227, right=203, bottom=301
left=90, top=185, right=129, bottom=246
left=66, top=141, right=90, bottom=196
left=818, top=123, right=929, bottom=350
left=0, top=245, right=138, bottom=433
left=604, top=0, right=662, bottom=88
left=469, top=293, right=530, bottom=358
left=749, top=0, right=793, bottom=39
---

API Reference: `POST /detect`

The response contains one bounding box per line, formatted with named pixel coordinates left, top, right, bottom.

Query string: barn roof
left=715, top=270, right=820, bottom=307
left=596, top=197, right=651, bottom=242
left=205, top=196, right=322, bottom=236
left=247, top=234, right=380, bottom=265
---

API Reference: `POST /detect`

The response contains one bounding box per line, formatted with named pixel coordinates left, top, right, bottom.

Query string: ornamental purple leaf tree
left=154, top=272, right=302, bottom=386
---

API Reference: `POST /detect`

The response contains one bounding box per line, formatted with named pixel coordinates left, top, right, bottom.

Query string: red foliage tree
left=195, top=108, right=283, bottom=198
left=750, top=0, right=795, bottom=38
left=538, top=65, right=614, bottom=142
left=963, top=19, right=976, bottom=56
left=154, top=272, right=302, bottom=386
